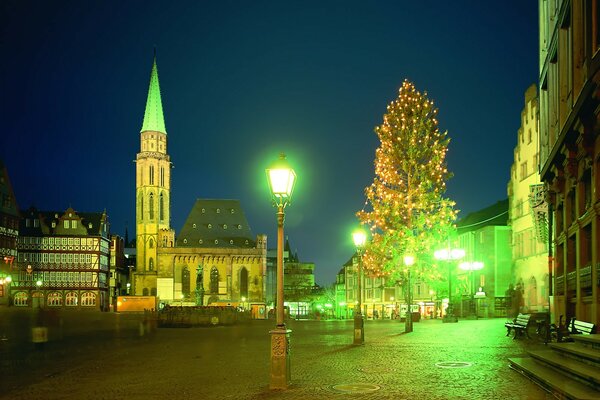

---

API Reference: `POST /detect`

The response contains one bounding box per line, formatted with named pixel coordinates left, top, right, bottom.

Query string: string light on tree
left=357, top=79, right=457, bottom=321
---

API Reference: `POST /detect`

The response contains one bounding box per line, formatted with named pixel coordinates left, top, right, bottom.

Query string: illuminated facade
left=335, top=254, right=397, bottom=319
left=133, top=58, right=267, bottom=310
left=507, top=85, right=549, bottom=313
left=0, top=160, right=18, bottom=307
left=456, top=200, right=512, bottom=318
left=538, top=1, right=600, bottom=324
left=12, top=207, right=110, bottom=309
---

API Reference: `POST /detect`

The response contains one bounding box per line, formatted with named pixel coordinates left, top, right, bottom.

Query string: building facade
left=507, top=84, right=550, bottom=313
left=12, top=207, right=110, bottom=310
left=456, top=200, right=512, bottom=318
left=132, top=58, right=267, bottom=312
left=539, top=0, right=600, bottom=324
left=0, top=160, right=19, bottom=306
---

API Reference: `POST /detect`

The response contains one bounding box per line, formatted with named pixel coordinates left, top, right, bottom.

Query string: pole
left=270, top=205, right=291, bottom=389
left=405, top=268, right=413, bottom=333
left=353, top=249, right=364, bottom=344
left=276, top=206, right=285, bottom=327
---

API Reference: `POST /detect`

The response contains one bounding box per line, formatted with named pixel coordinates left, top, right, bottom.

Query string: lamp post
left=266, top=153, right=296, bottom=390
left=352, top=228, right=366, bottom=345
left=434, top=248, right=465, bottom=323
left=459, top=261, right=484, bottom=318
left=403, top=255, right=415, bottom=333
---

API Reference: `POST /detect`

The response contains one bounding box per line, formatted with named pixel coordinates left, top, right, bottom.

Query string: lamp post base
left=270, top=326, right=291, bottom=389
left=353, top=313, right=364, bottom=345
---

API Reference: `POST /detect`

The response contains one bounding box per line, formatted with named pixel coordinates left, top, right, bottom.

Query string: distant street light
left=352, top=228, right=366, bottom=345
left=434, top=248, right=465, bottom=323
left=266, top=153, right=296, bottom=390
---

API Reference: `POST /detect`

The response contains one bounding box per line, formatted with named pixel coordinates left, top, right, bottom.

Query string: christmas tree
left=357, top=80, right=457, bottom=329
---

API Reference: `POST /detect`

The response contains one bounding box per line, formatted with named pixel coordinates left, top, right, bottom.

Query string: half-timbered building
left=12, top=207, right=110, bottom=310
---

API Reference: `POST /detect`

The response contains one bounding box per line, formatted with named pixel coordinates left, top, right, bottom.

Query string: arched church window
left=149, top=257, right=154, bottom=271
left=159, top=193, right=164, bottom=222
left=210, top=267, right=219, bottom=294
left=149, top=193, right=154, bottom=220
left=182, top=267, right=190, bottom=296
left=239, top=267, right=248, bottom=299
left=149, top=238, right=154, bottom=249
left=149, top=166, right=154, bottom=185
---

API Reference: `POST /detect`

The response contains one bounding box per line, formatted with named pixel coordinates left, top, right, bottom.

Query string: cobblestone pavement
left=1, top=316, right=553, bottom=400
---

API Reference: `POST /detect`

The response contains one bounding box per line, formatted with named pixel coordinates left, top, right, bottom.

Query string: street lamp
left=459, top=261, right=484, bottom=317
left=434, top=248, right=465, bottom=323
left=403, top=255, right=415, bottom=333
left=266, top=152, right=296, bottom=390
left=352, top=228, right=366, bottom=345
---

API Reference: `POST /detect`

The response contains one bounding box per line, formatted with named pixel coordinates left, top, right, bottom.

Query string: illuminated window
left=65, top=291, right=78, bottom=306
left=72, top=220, right=77, bottom=229
left=47, top=292, right=62, bottom=306
left=13, top=292, right=28, bottom=306
left=64, top=220, right=69, bottom=229
left=81, top=292, right=96, bottom=306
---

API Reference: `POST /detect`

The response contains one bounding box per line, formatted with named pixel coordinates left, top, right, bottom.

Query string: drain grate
left=330, top=383, right=381, bottom=393
left=435, top=361, right=473, bottom=369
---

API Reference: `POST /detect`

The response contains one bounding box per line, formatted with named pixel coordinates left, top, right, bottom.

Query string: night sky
left=1, top=1, right=538, bottom=285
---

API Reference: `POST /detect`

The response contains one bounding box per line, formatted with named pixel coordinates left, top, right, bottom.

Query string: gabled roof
left=0, top=159, right=19, bottom=217
left=456, top=199, right=509, bottom=233
left=176, top=199, right=256, bottom=248
left=141, top=57, right=167, bottom=134
left=19, top=207, right=108, bottom=237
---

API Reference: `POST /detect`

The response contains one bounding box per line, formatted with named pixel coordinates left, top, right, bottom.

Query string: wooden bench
left=569, top=319, right=596, bottom=335
left=505, top=313, right=531, bottom=339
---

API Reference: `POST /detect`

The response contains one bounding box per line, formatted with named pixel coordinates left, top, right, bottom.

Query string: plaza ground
left=0, top=311, right=553, bottom=399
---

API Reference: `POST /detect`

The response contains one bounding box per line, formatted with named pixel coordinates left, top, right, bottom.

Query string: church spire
left=141, top=56, right=167, bottom=134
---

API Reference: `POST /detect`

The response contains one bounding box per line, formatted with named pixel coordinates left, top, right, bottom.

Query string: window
left=239, top=267, right=248, bottom=298
left=159, top=193, right=164, bottom=222
left=160, top=167, right=165, bottom=187
left=528, top=129, right=532, bottom=143
left=72, top=220, right=77, bottom=229
left=34, top=219, right=39, bottom=228
left=149, top=193, right=154, bottom=220
left=210, top=267, right=219, bottom=294
left=520, top=162, right=528, bottom=180
left=149, top=238, right=154, bottom=249
left=64, top=220, right=69, bottom=229
left=65, top=292, right=78, bottom=306
left=13, top=292, right=28, bottom=306
left=149, top=258, right=154, bottom=271
left=182, top=267, right=190, bottom=296
left=149, top=165, right=154, bottom=185
left=81, top=292, right=96, bottom=306
left=47, top=292, right=62, bottom=306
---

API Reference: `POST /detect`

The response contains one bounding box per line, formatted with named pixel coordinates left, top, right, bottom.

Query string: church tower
left=134, top=57, right=172, bottom=296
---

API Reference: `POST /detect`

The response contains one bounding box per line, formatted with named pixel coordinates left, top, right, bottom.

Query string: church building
left=132, top=58, right=267, bottom=312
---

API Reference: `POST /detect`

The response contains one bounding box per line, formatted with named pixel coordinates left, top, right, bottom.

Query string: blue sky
left=1, top=1, right=538, bottom=285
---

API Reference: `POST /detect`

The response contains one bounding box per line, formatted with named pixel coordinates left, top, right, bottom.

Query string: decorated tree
left=357, top=80, right=457, bottom=330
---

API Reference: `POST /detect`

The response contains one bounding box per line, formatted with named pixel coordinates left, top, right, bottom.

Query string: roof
left=19, top=207, right=109, bottom=237
left=456, top=199, right=509, bottom=233
left=140, top=57, right=167, bottom=134
left=176, top=199, right=256, bottom=248
left=0, top=159, right=19, bottom=217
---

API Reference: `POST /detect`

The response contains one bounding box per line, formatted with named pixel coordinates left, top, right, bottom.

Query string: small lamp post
left=434, top=248, right=465, bottom=323
left=266, top=153, right=296, bottom=390
left=403, top=255, right=415, bottom=333
left=459, top=261, right=484, bottom=317
left=352, top=228, right=366, bottom=345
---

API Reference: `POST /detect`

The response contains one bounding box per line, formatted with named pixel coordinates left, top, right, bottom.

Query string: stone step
left=573, top=334, right=600, bottom=349
left=550, top=342, right=600, bottom=364
left=509, top=357, right=600, bottom=400
left=528, top=349, right=600, bottom=389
